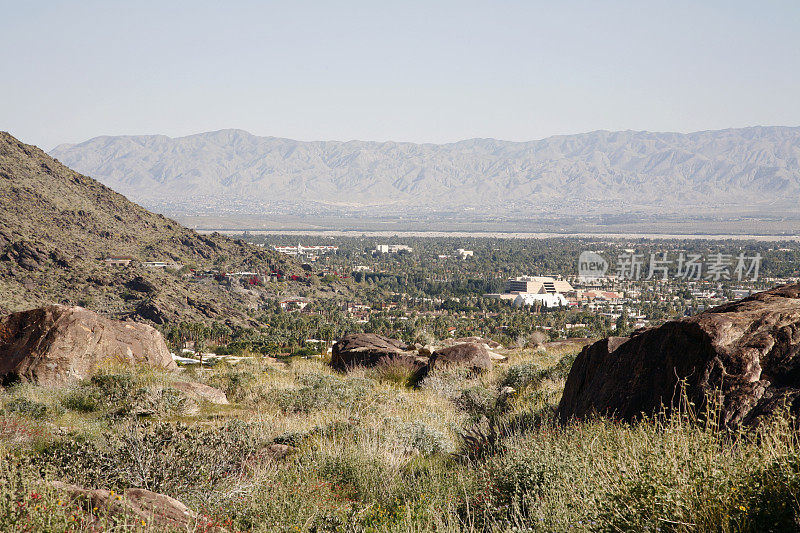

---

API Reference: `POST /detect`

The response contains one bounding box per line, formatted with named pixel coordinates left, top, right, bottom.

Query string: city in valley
left=3, top=2, right=800, bottom=532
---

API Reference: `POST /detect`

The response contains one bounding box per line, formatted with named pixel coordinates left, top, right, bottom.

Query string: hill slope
left=0, top=131, right=297, bottom=325
left=50, top=126, right=800, bottom=218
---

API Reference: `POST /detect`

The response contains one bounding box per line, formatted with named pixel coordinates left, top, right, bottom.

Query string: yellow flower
left=739, top=505, right=747, bottom=512
left=141, top=520, right=146, bottom=526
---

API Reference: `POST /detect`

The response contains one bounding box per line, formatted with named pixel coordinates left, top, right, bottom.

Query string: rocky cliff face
left=0, top=305, right=176, bottom=385
left=557, top=283, right=800, bottom=429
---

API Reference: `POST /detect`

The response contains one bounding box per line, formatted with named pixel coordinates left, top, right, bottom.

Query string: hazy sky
left=2, top=1, right=799, bottom=150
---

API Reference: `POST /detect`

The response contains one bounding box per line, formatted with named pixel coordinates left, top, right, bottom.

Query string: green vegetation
left=1, top=346, right=799, bottom=531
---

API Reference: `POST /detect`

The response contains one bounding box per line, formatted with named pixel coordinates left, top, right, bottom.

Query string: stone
left=49, top=481, right=218, bottom=531
left=439, top=336, right=504, bottom=350
left=266, top=443, right=297, bottom=460
left=330, top=333, right=412, bottom=371
left=171, top=381, right=229, bottom=405
left=429, top=342, right=494, bottom=372
left=557, top=284, right=800, bottom=429
left=0, top=304, right=177, bottom=385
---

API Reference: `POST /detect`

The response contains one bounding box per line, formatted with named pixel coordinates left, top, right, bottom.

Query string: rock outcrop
left=0, top=305, right=176, bottom=385
left=557, top=283, right=800, bottom=429
left=330, top=333, right=414, bottom=371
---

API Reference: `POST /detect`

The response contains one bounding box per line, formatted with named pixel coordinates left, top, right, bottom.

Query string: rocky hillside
left=50, top=126, right=800, bottom=217
left=0, top=131, right=297, bottom=325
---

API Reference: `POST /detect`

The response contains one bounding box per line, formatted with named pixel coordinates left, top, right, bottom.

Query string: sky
left=2, top=0, right=799, bottom=150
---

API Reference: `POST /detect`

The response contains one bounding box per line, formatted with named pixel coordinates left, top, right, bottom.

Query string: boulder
left=171, top=381, right=229, bottom=405
left=50, top=481, right=218, bottom=531
left=429, top=342, right=494, bottom=372
left=330, top=333, right=412, bottom=371
left=0, top=305, right=177, bottom=385
left=557, top=283, right=800, bottom=429
left=418, top=344, right=436, bottom=357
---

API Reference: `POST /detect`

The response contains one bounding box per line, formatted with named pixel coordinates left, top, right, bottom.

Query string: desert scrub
left=397, top=421, right=453, bottom=455
left=2, top=397, right=54, bottom=420
left=419, top=366, right=486, bottom=401
left=367, top=356, right=423, bottom=387
left=30, top=420, right=258, bottom=496
left=739, top=452, right=800, bottom=531
left=266, top=372, right=380, bottom=414
left=203, top=360, right=263, bottom=402
left=0, top=453, right=139, bottom=532
left=57, top=371, right=198, bottom=419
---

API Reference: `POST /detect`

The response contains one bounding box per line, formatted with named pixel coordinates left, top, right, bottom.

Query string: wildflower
left=739, top=505, right=747, bottom=511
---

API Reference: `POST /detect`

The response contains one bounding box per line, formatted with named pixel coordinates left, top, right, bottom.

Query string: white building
left=506, top=276, right=573, bottom=294
left=274, top=243, right=338, bottom=256
left=512, top=293, right=567, bottom=308
left=374, top=244, right=413, bottom=254
left=456, top=249, right=474, bottom=259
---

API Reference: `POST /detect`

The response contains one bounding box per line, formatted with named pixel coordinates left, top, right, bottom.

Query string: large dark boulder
left=0, top=304, right=177, bottom=385
left=557, top=283, right=800, bottom=429
left=430, top=343, right=494, bottom=372
left=330, top=333, right=412, bottom=371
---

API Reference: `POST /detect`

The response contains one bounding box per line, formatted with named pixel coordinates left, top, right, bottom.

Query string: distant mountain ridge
left=50, top=126, right=800, bottom=218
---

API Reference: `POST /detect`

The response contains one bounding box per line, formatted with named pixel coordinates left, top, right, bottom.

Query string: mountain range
left=49, top=126, right=800, bottom=220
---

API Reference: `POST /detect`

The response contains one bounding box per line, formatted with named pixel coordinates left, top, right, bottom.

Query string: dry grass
left=1, top=345, right=799, bottom=532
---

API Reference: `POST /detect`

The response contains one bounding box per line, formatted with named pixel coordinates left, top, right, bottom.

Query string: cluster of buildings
left=438, top=249, right=474, bottom=260
left=485, top=276, right=574, bottom=308
left=484, top=276, right=625, bottom=310
left=102, top=256, right=182, bottom=269
left=273, top=243, right=339, bottom=261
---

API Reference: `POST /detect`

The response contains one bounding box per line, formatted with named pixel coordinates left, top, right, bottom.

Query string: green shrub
left=398, top=421, right=452, bottom=456
left=501, top=362, right=543, bottom=391
left=268, top=373, right=377, bottom=414
left=59, top=388, right=101, bottom=413
left=3, top=398, right=51, bottom=420
left=32, top=420, right=258, bottom=494
left=319, top=453, right=396, bottom=503
left=454, top=386, right=496, bottom=418
left=89, top=372, right=139, bottom=403
left=206, top=366, right=259, bottom=402
left=740, top=453, right=800, bottom=532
